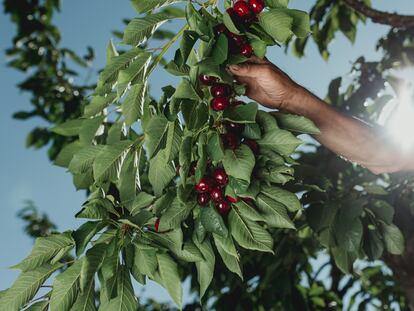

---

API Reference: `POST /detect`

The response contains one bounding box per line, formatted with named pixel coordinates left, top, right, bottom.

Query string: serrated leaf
left=213, top=234, right=242, bottom=279
left=122, top=83, right=147, bottom=126
left=261, top=185, right=301, bottom=212
left=129, top=192, right=155, bottom=216
left=54, top=141, right=83, bottom=168
left=117, top=53, right=151, bottom=95
left=207, top=131, right=225, bottom=162
left=192, top=237, right=215, bottom=299
left=70, top=279, right=96, bottom=311
left=51, top=119, right=83, bottom=137
left=174, top=79, right=201, bottom=100
left=79, top=116, right=104, bottom=145
left=223, top=144, right=255, bottom=183
left=234, top=200, right=265, bottom=222
left=256, top=194, right=295, bottom=229
left=229, top=207, right=274, bottom=253
left=73, top=221, right=104, bottom=256
left=381, top=222, right=405, bottom=255
left=69, top=145, right=104, bottom=174
left=93, top=140, right=133, bottom=182
left=148, top=150, right=176, bottom=196
left=156, top=253, right=182, bottom=307
left=84, top=93, right=117, bottom=118
left=223, top=11, right=240, bottom=34
left=211, top=34, right=228, bottom=64
left=159, top=199, right=193, bottom=230
left=133, top=246, right=157, bottom=278
left=0, top=263, right=62, bottom=311
left=131, top=0, right=182, bottom=13
left=200, top=206, right=228, bottom=237
left=258, top=9, right=294, bottom=42
left=13, top=231, right=74, bottom=272
left=223, top=102, right=258, bottom=123
left=164, top=120, right=182, bottom=162
left=50, top=260, right=83, bottom=311
left=145, top=115, right=169, bottom=157
left=123, top=13, right=171, bottom=46
left=80, top=243, right=107, bottom=292
left=271, top=112, right=320, bottom=134
left=258, top=128, right=302, bottom=156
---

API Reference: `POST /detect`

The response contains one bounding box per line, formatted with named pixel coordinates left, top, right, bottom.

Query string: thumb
left=228, top=63, right=259, bottom=77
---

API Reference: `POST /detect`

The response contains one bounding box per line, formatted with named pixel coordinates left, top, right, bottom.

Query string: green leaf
left=13, top=231, right=74, bottom=272
left=51, top=119, right=83, bottom=137
left=148, top=150, right=176, bottom=196
left=223, top=11, right=240, bottom=34
left=122, top=83, right=147, bottom=126
left=174, top=79, right=201, bottom=100
left=213, top=234, right=242, bottom=279
left=100, top=266, right=138, bottom=311
left=242, top=123, right=262, bottom=140
left=265, top=0, right=289, bottom=7
left=223, top=102, right=258, bottom=123
left=261, top=184, right=301, bottom=212
left=223, top=144, right=255, bottom=183
left=369, top=200, right=394, bottom=224
left=256, top=110, right=279, bottom=133
left=229, top=207, right=274, bottom=253
left=50, top=260, right=83, bottom=311
left=25, top=300, right=49, bottom=311
left=211, top=34, right=228, bottom=64
left=164, top=120, right=182, bottom=162
left=0, top=263, right=62, bottom=311
left=381, top=222, right=405, bottom=255
left=117, top=52, right=151, bottom=95
left=333, top=217, right=363, bottom=253
left=159, top=199, right=193, bottom=230
left=258, top=128, right=302, bottom=156
left=123, top=13, right=171, bottom=46
left=133, top=246, right=157, bottom=278
left=131, top=0, right=182, bottom=14
left=193, top=237, right=215, bottom=298
left=79, top=116, right=105, bottom=145
left=200, top=206, right=228, bottom=237
left=207, top=131, right=225, bottom=162
left=180, top=30, right=199, bottom=65
left=256, top=194, right=295, bottom=229
left=258, top=9, right=294, bottom=42
left=93, top=140, right=133, bottom=182
left=156, top=253, right=182, bottom=308
left=68, top=145, right=104, bottom=174
left=331, top=247, right=356, bottom=274
left=54, top=141, right=83, bottom=168
left=70, top=279, right=96, bottom=311
left=73, top=221, right=104, bottom=256
left=80, top=243, right=107, bottom=292
left=234, top=200, right=265, bottom=222
left=284, top=9, right=310, bottom=38
left=84, top=93, right=117, bottom=118
left=129, top=192, right=155, bottom=216
left=145, top=115, right=169, bottom=157
left=271, top=112, right=320, bottom=134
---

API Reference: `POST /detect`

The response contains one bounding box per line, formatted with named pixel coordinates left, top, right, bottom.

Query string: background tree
left=2, top=0, right=414, bottom=310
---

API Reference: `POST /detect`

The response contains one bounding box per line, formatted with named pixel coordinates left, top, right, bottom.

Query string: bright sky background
left=1, top=0, right=414, bottom=306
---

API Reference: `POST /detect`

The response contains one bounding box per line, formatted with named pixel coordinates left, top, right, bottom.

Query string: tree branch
left=342, top=0, right=414, bottom=28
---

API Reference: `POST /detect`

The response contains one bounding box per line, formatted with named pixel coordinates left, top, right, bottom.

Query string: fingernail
left=229, top=65, right=240, bottom=71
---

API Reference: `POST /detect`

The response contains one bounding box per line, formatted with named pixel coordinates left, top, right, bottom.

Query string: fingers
left=227, top=62, right=260, bottom=78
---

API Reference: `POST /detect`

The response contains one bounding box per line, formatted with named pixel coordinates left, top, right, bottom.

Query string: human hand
left=228, top=57, right=301, bottom=111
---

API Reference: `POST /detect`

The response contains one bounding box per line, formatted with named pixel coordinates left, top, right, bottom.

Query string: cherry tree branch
left=342, top=0, right=414, bottom=28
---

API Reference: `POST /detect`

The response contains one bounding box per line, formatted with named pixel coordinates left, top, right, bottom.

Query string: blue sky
left=1, top=0, right=414, bottom=306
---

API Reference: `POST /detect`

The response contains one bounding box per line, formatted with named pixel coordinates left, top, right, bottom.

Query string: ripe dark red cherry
left=242, top=197, right=254, bottom=204
left=244, top=138, right=259, bottom=153
left=210, top=187, right=224, bottom=202
left=226, top=195, right=239, bottom=203
left=229, top=32, right=247, bottom=46
left=195, top=177, right=214, bottom=193
left=234, top=0, right=253, bottom=19
left=240, top=43, right=253, bottom=57
left=216, top=200, right=231, bottom=214
left=211, top=84, right=232, bottom=97
left=197, top=192, right=211, bottom=206
left=211, top=97, right=230, bottom=111
left=199, top=74, right=219, bottom=86
left=248, top=0, right=265, bottom=14
left=214, top=23, right=228, bottom=36
left=155, top=218, right=160, bottom=232
left=225, top=121, right=245, bottom=133
left=222, top=132, right=240, bottom=150
left=213, top=167, right=229, bottom=186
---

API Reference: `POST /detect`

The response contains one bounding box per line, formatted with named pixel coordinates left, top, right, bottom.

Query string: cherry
left=222, top=132, right=240, bottom=150
left=199, top=74, right=219, bottom=86
left=226, top=195, right=239, bottom=203
left=244, top=138, right=259, bottom=153
left=214, top=23, right=228, bottom=36
left=240, top=43, right=253, bottom=58
left=211, top=97, right=230, bottom=111
left=197, top=192, right=211, bottom=206
left=216, top=200, right=231, bottom=214
left=155, top=218, right=160, bottom=232
left=248, top=0, right=265, bottom=14
left=229, top=32, right=247, bottom=46
left=210, top=187, right=224, bottom=202
left=213, top=167, right=229, bottom=186
left=230, top=100, right=245, bottom=107
left=211, top=84, right=232, bottom=97
left=225, top=121, right=245, bottom=133
left=234, top=0, right=253, bottom=19
left=195, top=177, right=214, bottom=193
left=242, top=197, right=254, bottom=204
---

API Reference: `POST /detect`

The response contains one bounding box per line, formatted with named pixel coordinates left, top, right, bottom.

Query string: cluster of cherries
left=199, top=74, right=239, bottom=112
left=195, top=167, right=238, bottom=214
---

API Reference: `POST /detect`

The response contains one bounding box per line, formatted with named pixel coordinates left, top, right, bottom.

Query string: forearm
left=286, top=86, right=414, bottom=174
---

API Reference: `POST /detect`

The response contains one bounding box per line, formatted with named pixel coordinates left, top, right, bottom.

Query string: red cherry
left=195, top=177, right=214, bottom=193
left=222, top=132, right=240, bottom=150
left=226, top=195, right=239, bottom=203
left=248, top=0, right=265, bottom=14
left=210, top=187, right=224, bottom=202
left=216, top=200, right=231, bottom=214
left=155, top=218, right=160, bottom=232
left=234, top=1, right=253, bottom=19
left=242, top=197, right=254, bottom=204
left=229, top=32, right=247, bottom=46
left=214, top=23, right=228, bottom=36
left=230, top=100, right=245, bottom=107
left=240, top=43, right=253, bottom=58
left=244, top=138, right=259, bottom=153
left=213, top=167, right=229, bottom=186
left=199, top=74, right=219, bottom=86
left=197, top=192, right=211, bottom=206
left=225, top=121, right=245, bottom=133
left=211, top=84, right=232, bottom=98
left=211, top=97, right=230, bottom=111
